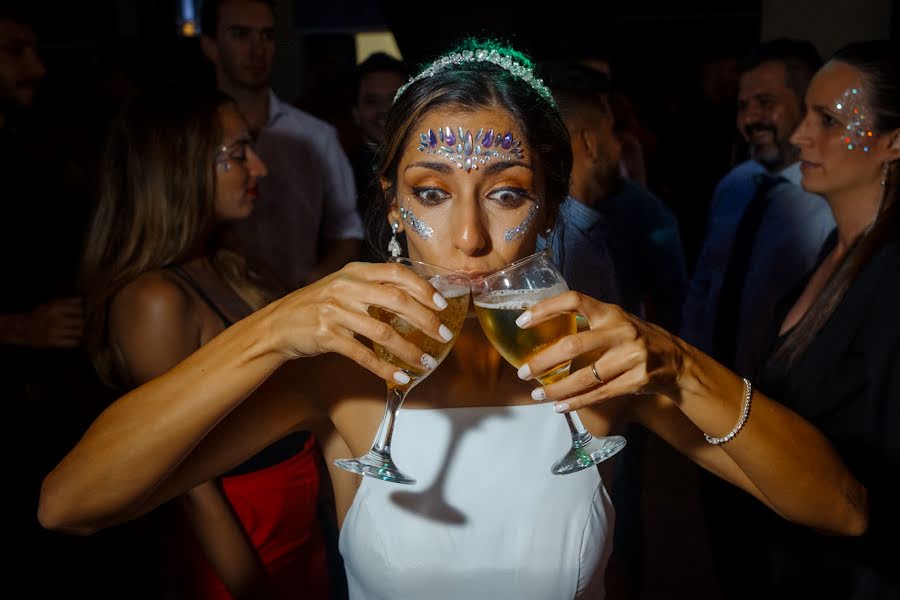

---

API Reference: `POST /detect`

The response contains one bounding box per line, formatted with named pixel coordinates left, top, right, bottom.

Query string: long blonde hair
left=82, top=85, right=281, bottom=388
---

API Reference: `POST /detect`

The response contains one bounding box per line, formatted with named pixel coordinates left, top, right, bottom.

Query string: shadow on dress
left=389, top=406, right=514, bottom=525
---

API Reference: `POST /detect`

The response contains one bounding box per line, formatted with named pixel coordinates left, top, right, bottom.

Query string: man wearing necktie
left=679, top=39, right=836, bottom=600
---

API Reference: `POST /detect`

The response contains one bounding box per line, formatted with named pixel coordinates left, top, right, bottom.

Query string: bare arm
left=518, top=292, right=868, bottom=536
left=100, top=273, right=275, bottom=595
left=39, top=263, right=452, bottom=534
left=180, top=481, right=277, bottom=599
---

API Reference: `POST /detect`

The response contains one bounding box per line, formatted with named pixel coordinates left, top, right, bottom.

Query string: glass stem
left=371, top=387, right=408, bottom=456
left=564, top=411, right=593, bottom=448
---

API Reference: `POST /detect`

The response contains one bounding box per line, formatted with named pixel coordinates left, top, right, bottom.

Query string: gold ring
left=591, top=362, right=604, bottom=384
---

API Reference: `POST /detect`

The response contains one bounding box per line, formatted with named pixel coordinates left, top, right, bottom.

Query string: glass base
left=334, top=450, right=416, bottom=485
left=551, top=435, right=627, bottom=475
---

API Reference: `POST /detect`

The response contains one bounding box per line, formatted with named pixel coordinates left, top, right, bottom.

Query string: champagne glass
left=472, top=250, right=626, bottom=475
left=334, top=258, right=470, bottom=484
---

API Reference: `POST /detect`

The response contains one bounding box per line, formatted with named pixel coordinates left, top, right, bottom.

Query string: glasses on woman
left=472, top=250, right=626, bottom=474
left=215, top=138, right=254, bottom=167
left=334, top=257, right=470, bottom=484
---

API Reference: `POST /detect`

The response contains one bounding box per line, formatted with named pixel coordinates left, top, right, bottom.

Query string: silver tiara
left=394, top=48, right=556, bottom=108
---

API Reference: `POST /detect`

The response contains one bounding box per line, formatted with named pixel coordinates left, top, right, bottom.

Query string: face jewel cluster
left=399, top=205, right=433, bottom=240
left=835, top=87, right=874, bottom=152
left=418, top=126, right=523, bottom=172
left=394, top=48, right=556, bottom=108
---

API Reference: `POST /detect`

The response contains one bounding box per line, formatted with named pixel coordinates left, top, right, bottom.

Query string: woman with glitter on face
left=740, top=40, right=900, bottom=598
left=40, top=39, right=869, bottom=599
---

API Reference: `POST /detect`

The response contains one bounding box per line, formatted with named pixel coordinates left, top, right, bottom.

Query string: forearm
left=181, top=482, right=275, bottom=599
left=307, top=238, right=362, bottom=284
left=38, top=305, right=287, bottom=534
left=675, top=344, right=868, bottom=535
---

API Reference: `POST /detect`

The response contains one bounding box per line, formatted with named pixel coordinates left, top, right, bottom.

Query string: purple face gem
left=482, top=129, right=494, bottom=147
left=428, top=129, right=437, bottom=148
left=464, top=131, right=473, bottom=155
left=500, top=132, right=513, bottom=149
left=445, top=127, right=456, bottom=146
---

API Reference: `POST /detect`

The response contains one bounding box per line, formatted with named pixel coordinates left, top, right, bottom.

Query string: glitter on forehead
left=418, top=126, right=525, bottom=172
left=399, top=204, right=433, bottom=240
left=504, top=202, right=540, bottom=242
left=834, top=86, right=874, bottom=152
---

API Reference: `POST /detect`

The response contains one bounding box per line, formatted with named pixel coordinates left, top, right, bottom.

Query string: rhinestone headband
left=394, top=48, right=556, bottom=108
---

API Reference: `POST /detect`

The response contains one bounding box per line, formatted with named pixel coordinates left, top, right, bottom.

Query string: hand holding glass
left=334, top=258, right=470, bottom=484
left=473, top=251, right=626, bottom=474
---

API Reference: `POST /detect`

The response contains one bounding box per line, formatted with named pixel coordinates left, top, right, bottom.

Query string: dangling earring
left=881, top=162, right=889, bottom=187
left=387, top=221, right=402, bottom=257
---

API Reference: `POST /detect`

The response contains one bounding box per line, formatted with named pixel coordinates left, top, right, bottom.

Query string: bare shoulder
left=108, top=271, right=203, bottom=382
left=110, top=271, right=194, bottom=328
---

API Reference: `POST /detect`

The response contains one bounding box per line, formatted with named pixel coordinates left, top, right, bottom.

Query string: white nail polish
left=421, top=354, right=438, bottom=370
left=439, top=324, right=453, bottom=341
left=515, top=311, right=532, bottom=327
left=393, top=371, right=411, bottom=384
left=433, top=292, right=448, bottom=310
left=517, top=363, right=531, bottom=380
left=531, top=387, right=546, bottom=401
left=554, top=402, right=570, bottom=413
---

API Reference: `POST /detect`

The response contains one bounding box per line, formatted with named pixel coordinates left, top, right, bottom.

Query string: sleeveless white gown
left=340, top=403, right=615, bottom=599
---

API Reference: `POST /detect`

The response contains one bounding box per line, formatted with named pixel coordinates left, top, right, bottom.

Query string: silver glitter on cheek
left=399, top=205, right=433, bottom=240
left=504, top=202, right=540, bottom=242
left=834, top=86, right=874, bottom=152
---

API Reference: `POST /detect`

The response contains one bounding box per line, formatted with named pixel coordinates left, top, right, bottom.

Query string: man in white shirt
left=201, top=0, right=363, bottom=289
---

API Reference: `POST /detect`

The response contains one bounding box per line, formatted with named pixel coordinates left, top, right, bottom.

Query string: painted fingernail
left=433, top=292, right=448, bottom=310
left=439, top=324, right=453, bottom=341
left=421, top=354, right=438, bottom=370
left=517, top=363, right=531, bottom=380
left=393, top=371, right=411, bottom=384
left=531, top=387, right=546, bottom=401
left=515, top=311, right=532, bottom=327
left=554, top=402, right=570, bottom=413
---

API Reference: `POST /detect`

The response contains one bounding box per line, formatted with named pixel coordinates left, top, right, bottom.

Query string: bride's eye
left=411, top=187, right=450, bottom=206
left=487, top=187, right=531, bottom=209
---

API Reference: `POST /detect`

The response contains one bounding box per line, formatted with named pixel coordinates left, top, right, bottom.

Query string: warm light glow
left=355, top=31, right=403, bottom=64
left=180, top=20, right=198, bottom=37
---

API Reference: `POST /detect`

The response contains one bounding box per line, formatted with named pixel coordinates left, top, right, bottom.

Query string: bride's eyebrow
left=483, top=161, right=533, bottom=176
left=405, top=161, right=453, bottom=173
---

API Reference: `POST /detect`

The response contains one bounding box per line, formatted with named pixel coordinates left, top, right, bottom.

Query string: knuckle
left=560, top=334, right=583, bottom=357
left=373, top=321, right=395, bottom=343
left=384, top=286, right=406, bottom=306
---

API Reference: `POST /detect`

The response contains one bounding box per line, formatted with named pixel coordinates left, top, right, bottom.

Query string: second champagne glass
left=334, top=258, right=470, bottom=484
left=472, top=250, right=626, bottom=475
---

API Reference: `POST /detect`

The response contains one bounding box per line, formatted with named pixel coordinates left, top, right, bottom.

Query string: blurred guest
left=201, top=0, right=363, bottom=289
left=679, top=38, right=835, bottom=600
left=347, top=52, right=408, bottom=260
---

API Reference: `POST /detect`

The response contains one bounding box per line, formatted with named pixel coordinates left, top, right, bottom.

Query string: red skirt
left=177, top=435, right=330, bottom=600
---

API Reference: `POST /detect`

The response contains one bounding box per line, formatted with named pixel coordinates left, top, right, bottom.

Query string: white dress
left=340, top=403, right=615, bottom=599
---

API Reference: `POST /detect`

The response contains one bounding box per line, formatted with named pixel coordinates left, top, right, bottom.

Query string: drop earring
left=387, top=221, right=402, bottom=258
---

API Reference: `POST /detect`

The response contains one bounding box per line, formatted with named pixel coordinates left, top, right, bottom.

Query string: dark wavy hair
left=774, top=40, right=900, bottom=366
left=364, top=38, right=572, bottom=259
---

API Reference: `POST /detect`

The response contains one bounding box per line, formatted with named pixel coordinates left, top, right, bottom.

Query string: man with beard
left=681, top=38, right=834, bottom=380
left=200, top=0, right=362, bottom=290
left=679, top=39, right=835, bottom=600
